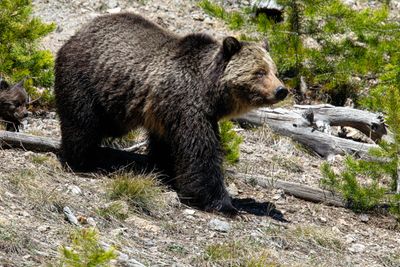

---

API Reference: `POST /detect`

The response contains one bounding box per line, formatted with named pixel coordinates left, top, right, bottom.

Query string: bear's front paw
left=206, top=196, right=239, bottom=217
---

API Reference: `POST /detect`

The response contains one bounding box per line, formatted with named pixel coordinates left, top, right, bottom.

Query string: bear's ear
left=0, top=78, right=9, bottom=90
left=222, top=36, right=242, bottom=59
left=262, top=38, right=270, bottom=52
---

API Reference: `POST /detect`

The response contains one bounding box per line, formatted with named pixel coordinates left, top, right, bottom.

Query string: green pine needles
left=59, top=228, right=117, bottom=267
left=321, top=85, right=400, bottom=218
left=199, top=0, right=245, bottom=30
left=0, top=0, right=56, bottom=103
left=219, top=121, right=243, bottom=164
left=321, top=49, right=400, bottom=219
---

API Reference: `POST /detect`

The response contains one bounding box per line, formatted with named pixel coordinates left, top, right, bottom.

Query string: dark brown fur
left=0, top=80, right=28, bottom=132
left=54, top=13, right=287, bottom=215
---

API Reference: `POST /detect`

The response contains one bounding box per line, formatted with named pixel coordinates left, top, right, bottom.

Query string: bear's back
left=57, top=13, right=177, bottom=67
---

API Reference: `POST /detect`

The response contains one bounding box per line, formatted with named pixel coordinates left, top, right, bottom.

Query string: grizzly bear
left=54, top=13, right=288, bottom=215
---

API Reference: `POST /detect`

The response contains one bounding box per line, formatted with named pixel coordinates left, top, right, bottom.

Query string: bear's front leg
left=169, top=116, right=238, bottom=216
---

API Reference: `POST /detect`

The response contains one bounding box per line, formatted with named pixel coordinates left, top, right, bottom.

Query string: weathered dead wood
left=0, top=131, right=148, bottom=154
left=0, top=131, right=60, bottom=152
left=294, top=104, right=386, bottom=141
left=235, top=172, right=346, bottom=207
left=237, top=106, right=382, bottom=158
left=123, top=141, right=147, bottom=152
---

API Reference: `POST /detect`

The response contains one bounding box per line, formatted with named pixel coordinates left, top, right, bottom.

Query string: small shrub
left=205, top=242, right=239, bottom=261
left=199, top=0, right=226, bottom=19
left=96, top=201, right=129, bottom=221
left=321, top=77, right=400, bottom=219
left=321, top=159, right=397, bottom=215
left=199, top=0, right=245, bottom=29
left=219, top=120, right=243, bottom=164
left=0, top=0, right=56, bottom=107
left=108, top=173, right=164, bottom=213
left=59, top=228, right=116, bottom=267
left=30, top=154, right=49, bottom=165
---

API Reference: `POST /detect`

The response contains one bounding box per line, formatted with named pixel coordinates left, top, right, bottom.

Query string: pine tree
left=0, top=0, right=56, bottom=97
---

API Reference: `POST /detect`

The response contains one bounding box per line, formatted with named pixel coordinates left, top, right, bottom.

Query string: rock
left=37, top=225, right=50, bottom=233
left=106, top=0, right=119, bottom=9
left=67, top=184, right=82, bottom=196
left=107, top=7, right=121, bottom=14
left=319, top=217, right=327, bottom=223
left=122, top=259, right=146, bottom=267
left=208, top=218, right=230, bottom=233
left=348, top=243, right=365, bottom=253
left=359, top=214, right=369, bottom=223
left=345, top=234, right=357, bottom=244
left=18, top=211, right=30, bottom=217
left=227, top=183, right=239, bottom=196
left=23, top=151, right=35, bottom=159
left=183, top=209, right=196, bottom=215
left=163, top=191, right=181, bottom=208
left=63, top=206, right=79, bottom=226
left=87, top=217, right=96, bottom=227
left=111, top=228, right=128, bottom=237
left=191, top=13, right=204, bottom=21
left=125, top=215, right=160, bottom=233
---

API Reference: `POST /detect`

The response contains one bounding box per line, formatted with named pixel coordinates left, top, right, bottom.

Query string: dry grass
left=30, top=154, right=51, bottom=165
left=203, top=240, right=280, bottom=267
left=96, top=200, right=129, bottom=221
left=271, top=155, right=304, bottom=173
left=0, top=224, right=33, bottom=254
left=3, top=167, right=68, bottom=212
left=263, top=224, right=345, bottom=260
left=108, top=172, right=166, bottom=214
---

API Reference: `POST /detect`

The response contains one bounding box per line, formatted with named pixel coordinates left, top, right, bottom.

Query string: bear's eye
left=255, top=70, right=267, bottom=78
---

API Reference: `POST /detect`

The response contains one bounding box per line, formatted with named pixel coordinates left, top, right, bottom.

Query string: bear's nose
left=275, top=86, right=288, bottom=100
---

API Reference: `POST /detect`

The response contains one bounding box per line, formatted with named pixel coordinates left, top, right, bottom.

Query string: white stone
left=348, top=243, right=365, bottom=253
left=208, top=218, right=230, bottom=232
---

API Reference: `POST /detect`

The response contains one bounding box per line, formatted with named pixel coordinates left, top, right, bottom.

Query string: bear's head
left=219, top=37, right=288, bottom=115
left=0, top=79, right=29, bottom=123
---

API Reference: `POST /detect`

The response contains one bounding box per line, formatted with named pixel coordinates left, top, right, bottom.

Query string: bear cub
left=54, top=13, right=288, bottom=215
left=0, top=79, right=29, bottom=132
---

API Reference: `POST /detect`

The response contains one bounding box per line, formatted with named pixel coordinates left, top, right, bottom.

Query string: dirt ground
left=0, top=0, right=399, bottom=266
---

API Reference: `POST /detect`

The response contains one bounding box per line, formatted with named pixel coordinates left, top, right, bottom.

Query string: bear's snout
left=274, top=86, right=288, bottom=101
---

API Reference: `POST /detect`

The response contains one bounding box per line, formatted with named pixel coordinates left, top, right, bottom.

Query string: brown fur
left=54, top=13, right=288, bottom=215
left=0, top=80, right=28, bottom=132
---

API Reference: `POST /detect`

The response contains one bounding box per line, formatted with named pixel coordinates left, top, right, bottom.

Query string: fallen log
left=294, top=104, right=386, bottom=141
left=0, top=131, right=147, bottom=154
left=237, top=105, right=384, bottom=158
left=0, top=131, right=60, bottom=152
left=235, top=172, right=346, bottom=207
